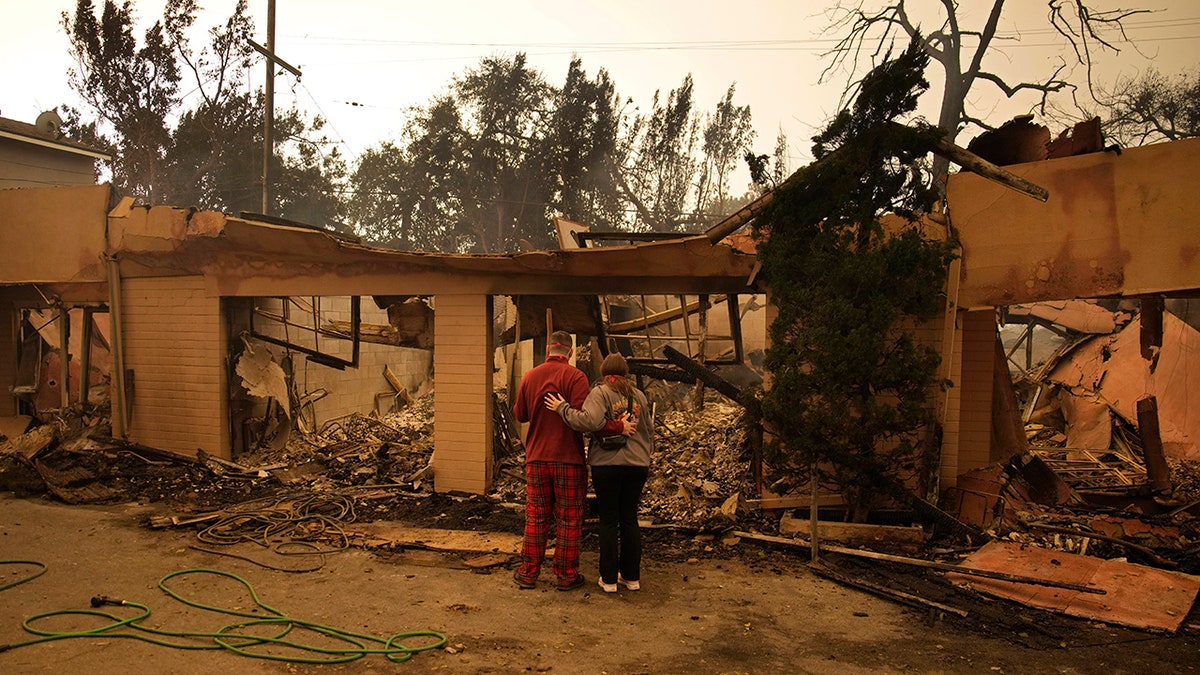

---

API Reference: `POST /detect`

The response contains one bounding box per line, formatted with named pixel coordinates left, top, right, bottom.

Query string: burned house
left=0, top=184, right=762, bottom=494
left=2, top=119, right=1199, bottom=512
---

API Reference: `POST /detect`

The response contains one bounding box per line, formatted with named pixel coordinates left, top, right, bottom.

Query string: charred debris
left=4, top=297, right=1200, bottom=633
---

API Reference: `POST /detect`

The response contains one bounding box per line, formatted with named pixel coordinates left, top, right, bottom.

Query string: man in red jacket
left=511, top=330, right=591, bottom=590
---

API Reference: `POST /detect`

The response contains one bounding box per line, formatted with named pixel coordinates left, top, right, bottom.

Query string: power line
left=281, top=15, right=1200, bottom=57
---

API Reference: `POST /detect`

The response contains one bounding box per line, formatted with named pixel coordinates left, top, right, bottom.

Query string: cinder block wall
left=433, top=294, right=494, bottom=493
left=939, top=309, right=996, bottom=486
left=248, top=298, right=433, bottom=425
left=120, top=275, right=228, bottom=458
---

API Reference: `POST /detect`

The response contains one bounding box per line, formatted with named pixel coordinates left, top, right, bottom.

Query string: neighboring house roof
left=0, top=114, right=111, bottom=161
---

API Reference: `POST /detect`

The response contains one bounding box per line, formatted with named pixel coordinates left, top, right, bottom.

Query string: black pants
left=590, top=464, right=649, bottom=584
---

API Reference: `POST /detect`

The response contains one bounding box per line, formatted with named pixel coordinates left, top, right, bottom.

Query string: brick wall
left=432, top=295, right=494, bottom=493
left=120, top=276, right=228, bottom=458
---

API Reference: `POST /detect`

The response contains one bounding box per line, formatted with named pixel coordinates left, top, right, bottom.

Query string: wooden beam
left=606, top=297, right=721, bottom=334
left=808, top=562, right=969, bottom=617
left=932, top=136, right=1049, bottom=202
left=731, top=530, right=1105, bottom=595
left=705, top=190, right=774, bottom=244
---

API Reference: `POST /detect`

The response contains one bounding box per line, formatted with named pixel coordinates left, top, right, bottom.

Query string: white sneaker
left=598, top=578, right=618, bottom=593
left=618, top=575, right=640, bottom=591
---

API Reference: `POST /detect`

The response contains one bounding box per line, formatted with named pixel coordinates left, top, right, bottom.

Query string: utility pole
left=247, top=0, right=301, bottom=215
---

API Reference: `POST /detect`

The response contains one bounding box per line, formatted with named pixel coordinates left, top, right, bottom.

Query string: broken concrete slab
left=948, top=541, right=1200, bottom=633
left=348, top=522, right=521, bottom=555
left=1006, top=300, right=1119, bottom=334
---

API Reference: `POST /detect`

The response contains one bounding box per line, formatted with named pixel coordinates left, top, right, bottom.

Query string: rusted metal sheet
left=1045, top=118, right=1103, bottom=159
left=1049, top=312, right=1200, bottom=459
left=948, top=540, right=1200, bottom=633
left=966, top=116, right=1051, bottom=166
left=949, top=137, right=1200, bottom=309
left=1055, top=390, right=1113, bottom=451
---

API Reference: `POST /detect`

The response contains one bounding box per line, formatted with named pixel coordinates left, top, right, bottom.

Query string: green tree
left=620, top=75, right=700, bottom=231
left=61, top=0, right=181, bottom=204
left=62, top=0, right=345, bottom=224
left=347, top=54, right=755, bottom=250
left=454, top=53, right=555, bottom=252
left=695, top=84, right=755, bottom=221
left=546, top=58, right=627, bottom=231
left=746, top=128, right=791, bottom=191
left=753, top=38, right=958, bottom=521
left=348, top=97, right=469, bottom=251
left=349, top=56, right=630, bottom=251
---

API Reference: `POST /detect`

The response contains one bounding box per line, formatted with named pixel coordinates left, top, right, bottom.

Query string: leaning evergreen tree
left=752, top=38, right=958, bottom=522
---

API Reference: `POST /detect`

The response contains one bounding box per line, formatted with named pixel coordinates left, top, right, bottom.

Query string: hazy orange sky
left=3, top=0, right=1197, bottom=174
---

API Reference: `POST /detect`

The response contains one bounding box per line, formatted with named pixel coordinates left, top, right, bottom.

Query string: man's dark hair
left=548, top=330, right=573, bottom=356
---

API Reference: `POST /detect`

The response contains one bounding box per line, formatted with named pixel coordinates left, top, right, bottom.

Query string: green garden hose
left=0, top=561, right=47, bottom=592
left=2, top=567, right=446, bottom=664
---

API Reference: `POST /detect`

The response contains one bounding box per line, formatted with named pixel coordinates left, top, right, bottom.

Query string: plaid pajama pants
left=516, top=461, right=587, bottom=586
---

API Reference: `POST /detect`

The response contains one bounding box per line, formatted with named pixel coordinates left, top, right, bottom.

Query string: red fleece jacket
left=512, top=355, right=591, bottom=464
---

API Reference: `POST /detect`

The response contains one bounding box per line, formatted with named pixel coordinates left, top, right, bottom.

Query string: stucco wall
left=949, top=137, right=1200, bottom=308
left=0, top=184, right=109, bottom=285
left=0, top=291, right=15, bottom=417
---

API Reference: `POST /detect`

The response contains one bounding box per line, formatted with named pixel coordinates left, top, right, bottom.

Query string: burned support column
left=1140, top=297, right=1164, bottom=369
left=1136, top=395, right=1173, bottom=494
left=991, top=334, right=1030, bottom=462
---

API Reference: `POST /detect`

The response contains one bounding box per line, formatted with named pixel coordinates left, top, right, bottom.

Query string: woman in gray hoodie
left=544, top=352, right=653, bottom=593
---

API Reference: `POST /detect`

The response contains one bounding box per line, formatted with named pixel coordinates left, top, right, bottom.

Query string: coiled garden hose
left=0, top=561, right=47, bottom=592
left=1, top=567, right=446, bottom=664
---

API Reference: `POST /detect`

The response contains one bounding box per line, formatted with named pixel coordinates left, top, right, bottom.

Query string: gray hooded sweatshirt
left=555, top=380, right=653, bottom=467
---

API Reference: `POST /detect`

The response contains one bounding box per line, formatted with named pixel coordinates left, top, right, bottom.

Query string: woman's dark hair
left=601, top=353, right=635, bottom=397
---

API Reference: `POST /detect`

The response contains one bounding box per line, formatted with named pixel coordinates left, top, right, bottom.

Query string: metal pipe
left=106, top=255, right=128, bottom=438
left=58, top=305, right=70, bottom=409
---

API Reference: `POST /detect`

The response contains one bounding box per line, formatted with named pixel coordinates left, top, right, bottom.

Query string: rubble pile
left=641, top=398, right=753, bottom=528
left=488, top=391, right=757, bottom=529
left=0, top=389, right=763, bottom=533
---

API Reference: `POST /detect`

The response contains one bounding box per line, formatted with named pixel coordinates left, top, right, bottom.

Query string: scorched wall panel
left=0, top=293, right=15, bottom=416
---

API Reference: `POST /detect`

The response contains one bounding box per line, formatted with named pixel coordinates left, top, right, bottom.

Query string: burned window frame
left=246, top=295, right=361, bottom=370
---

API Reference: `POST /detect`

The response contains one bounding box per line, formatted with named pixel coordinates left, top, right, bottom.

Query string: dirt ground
left=2, top=493, right=1197, bottom=674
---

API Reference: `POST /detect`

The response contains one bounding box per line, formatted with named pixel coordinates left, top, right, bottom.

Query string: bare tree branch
left=822, top=0, right=1151, bottom=156
left=1047, top=1, right=1155, bottom=93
